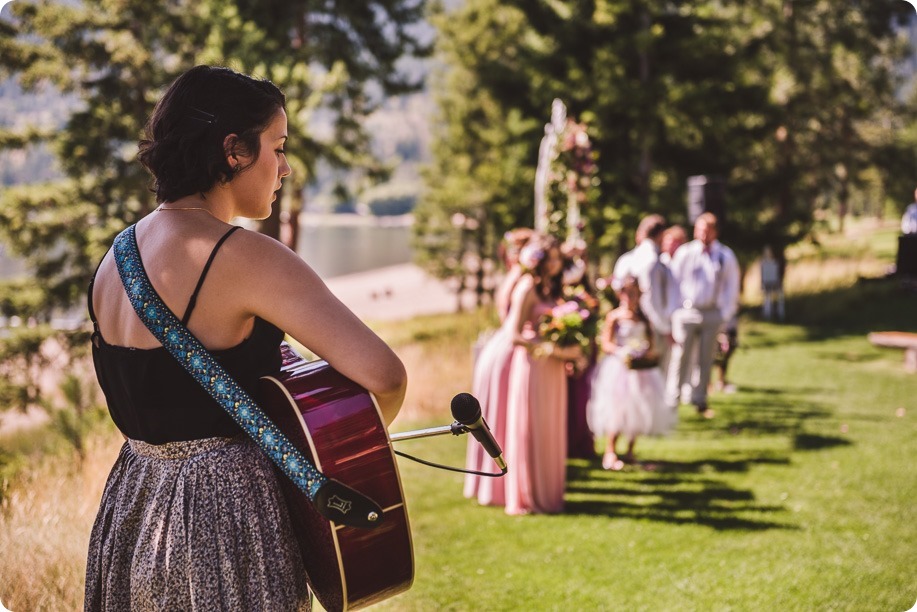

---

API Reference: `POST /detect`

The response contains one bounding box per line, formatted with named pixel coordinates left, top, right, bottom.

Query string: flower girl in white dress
left=588, top=277, right=675, bottom=470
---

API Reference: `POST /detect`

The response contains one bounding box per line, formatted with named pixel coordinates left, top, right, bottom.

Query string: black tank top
left=88, top=226, right=284, bottom=444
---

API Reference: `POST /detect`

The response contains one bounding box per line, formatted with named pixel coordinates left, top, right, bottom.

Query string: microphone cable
left=392, top=447, right=507, bottom=477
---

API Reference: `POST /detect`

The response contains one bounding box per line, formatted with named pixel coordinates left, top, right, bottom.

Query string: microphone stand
left=389, top=421, right=468, bottom=442
left=389, top=421, right=507, bottom=477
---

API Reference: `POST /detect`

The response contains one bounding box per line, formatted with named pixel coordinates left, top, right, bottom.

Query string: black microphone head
left=451, top=393, right=482, bottom=425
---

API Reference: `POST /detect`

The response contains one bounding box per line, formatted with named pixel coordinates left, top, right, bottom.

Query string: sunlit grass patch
left=0, top=432, right=123, bottom=610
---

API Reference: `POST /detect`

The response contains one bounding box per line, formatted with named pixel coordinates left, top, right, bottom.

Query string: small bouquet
left=621, top=337, right=659, bottom=370
left=538, top=298, right=598, bottom=357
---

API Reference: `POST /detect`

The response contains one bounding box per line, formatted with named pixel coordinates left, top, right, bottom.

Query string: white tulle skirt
left=587, top=354, right=675, bottom=438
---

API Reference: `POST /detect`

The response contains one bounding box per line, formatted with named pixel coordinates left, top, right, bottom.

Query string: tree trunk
left=637, top=7, right=652, bottom=211
left=838, top=182, right=849, bottom=234
left=260, top=200, right=282, bottom=241
left=474, top=219, right=488, bottom=307
left=455, top=274, right=466, bottom=313
left=288, top=196, right=303, bottom=253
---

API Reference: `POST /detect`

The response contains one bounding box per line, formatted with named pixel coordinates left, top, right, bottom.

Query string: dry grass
left=744, top=255, right=889, bottom=304
left=392, top=341, right=476, bottom=424
left=0, top=311, right=487, bottom=609
left=370, top=308, right=495, bottom=424
left=0, top=334, right=474, bottom=609
left=743, top=218, right=897, bottom=306
left=0, top=433, right=122, bottom=611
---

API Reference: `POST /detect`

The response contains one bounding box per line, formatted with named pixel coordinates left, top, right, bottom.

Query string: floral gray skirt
left=84, top=436, right=310, bottom=611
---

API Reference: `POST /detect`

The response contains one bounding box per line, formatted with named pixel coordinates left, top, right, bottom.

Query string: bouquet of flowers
left=620, top=337, right=659, bottom=370
left=538, top=297, right=598, bottom=356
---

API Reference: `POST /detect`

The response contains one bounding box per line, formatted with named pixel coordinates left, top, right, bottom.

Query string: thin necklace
left=155, top=204, right=219, bottom=219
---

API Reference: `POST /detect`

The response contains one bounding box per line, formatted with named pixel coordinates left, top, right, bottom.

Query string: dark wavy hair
left=138, top=65, right=286, bottom=202
left=522, top=233, right=563, bottom=300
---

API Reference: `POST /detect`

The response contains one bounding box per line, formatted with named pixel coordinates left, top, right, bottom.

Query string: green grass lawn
left=376, top=277, right=916, bottom=611
left=2, top=220, right=914, bottom=610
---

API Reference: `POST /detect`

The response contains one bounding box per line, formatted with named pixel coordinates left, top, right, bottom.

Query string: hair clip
left=188, top=106, right=216, bottom=125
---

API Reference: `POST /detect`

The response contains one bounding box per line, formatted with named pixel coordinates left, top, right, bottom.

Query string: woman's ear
left=223, top=134, right=240, bottom=169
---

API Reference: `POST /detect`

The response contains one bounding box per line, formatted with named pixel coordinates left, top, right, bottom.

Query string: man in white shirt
left=665, top=212, right=740, bottom=417
left=902, top=188, right=917, bottom=235
left=659, top=225, right=688, bottom=352
left=612, top=214, right=675, bottom=370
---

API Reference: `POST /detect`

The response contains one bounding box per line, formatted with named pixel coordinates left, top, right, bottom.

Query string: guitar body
left=258, top=343, right=413, bottom=612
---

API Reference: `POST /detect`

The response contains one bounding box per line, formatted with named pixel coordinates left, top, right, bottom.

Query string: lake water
left=297, top=220, right=414, bottom=278
left=0, top=219, right=415, bottom=282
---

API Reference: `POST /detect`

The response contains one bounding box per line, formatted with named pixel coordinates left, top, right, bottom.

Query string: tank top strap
left=180, top=225, right=242, bottom=326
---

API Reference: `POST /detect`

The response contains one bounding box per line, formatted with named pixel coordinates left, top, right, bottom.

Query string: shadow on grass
left=813, top=351, right=882, bottom=363
left=562, top=391, right=840, bottom=531
left=563, top=454, right=797, bottom=531
left=793, top=432, right=851, bottom=451
left=563, top=501, right=792, bottom=531
left=739, top=326, right=810, bottom=349
left=727, top=384, right=825, bottom=396
left=555, top=281, right=914, bottom=532
left=781, top=277, right=916, bottom=339
left=710, top=407, right=832, bottom=437
left=678, top=386, right=833, bottom=439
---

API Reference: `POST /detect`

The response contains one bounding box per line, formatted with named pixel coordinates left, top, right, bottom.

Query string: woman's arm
left=229, top=231, right=407, bottom=426
left=506, top=274, right=537, bottom=349
left=495, top=265, right=523, bottom=323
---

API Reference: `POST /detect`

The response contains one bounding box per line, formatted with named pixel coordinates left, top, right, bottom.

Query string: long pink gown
left=463, top=268, right=523, bottom=505
left=504, top=294, right=568, bottom=515
left=463, top=323, right=515, bottom=505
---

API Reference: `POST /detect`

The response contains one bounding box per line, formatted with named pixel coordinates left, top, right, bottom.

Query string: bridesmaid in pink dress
left=464, top=228, right=533, bottom=505
left=503, top=235, right=582, bottom=515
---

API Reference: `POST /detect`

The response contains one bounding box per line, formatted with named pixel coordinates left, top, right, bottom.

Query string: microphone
left=451, top=393, right=507, bottom=473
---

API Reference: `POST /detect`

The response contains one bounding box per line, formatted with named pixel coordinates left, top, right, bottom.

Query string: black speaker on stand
left=687, top=175, right=727, bottom=228
left=898, top=234, right=917, bottom=277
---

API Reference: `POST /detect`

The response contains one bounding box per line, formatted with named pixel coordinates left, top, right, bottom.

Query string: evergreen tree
left=0, top=0, right=428, bottom=414
left=725, top=0, right=912, bottom=267
left=418, top=0, right=914, bottom=283
left=414, top=0, right=536, bottom=300
left=195, top=0, right=430, bottom=243
left=0, top=0, right=429, bottom=315
left=418, top=0, right=764, bottom=274
left=0, top=0, right=206, bottom=311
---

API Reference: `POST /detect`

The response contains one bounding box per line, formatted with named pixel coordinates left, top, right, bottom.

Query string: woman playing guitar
left=85, top=65, right=407, bottom=611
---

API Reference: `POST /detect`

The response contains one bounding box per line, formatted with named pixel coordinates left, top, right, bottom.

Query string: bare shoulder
left=219, top=227, right=314, bottom=281
left=201, top=227, right=328, bottom=318
left=222, top=226, right=296, bottom=261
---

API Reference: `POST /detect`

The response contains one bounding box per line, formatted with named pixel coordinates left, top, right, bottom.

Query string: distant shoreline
left=324, top=262, right=476, bottom=321
left=0, top=213, right=417, bottom=283
left=299, top=212, right=414, bottom=228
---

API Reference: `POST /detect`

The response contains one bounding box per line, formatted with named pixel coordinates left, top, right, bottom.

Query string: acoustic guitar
left=258, top=343, right=413, bottom=612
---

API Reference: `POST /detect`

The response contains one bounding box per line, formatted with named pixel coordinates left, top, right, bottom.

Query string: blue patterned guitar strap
left=113, top=224, right=383, bottom=529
